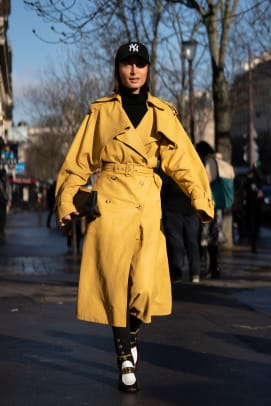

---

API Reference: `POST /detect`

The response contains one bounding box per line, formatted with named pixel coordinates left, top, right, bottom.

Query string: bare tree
left=23, top=49, right=108, bottom=180
left=23, top=0, right=271, bottom=159
left=244, top=0, right=271, bottom=55
left=163, top=0, right=239, bottom=160
left=24, top=0, right=167, bottom=95
left=24, top=0, right=210, bottom=132
left=22, top=0, right=237, bottom=157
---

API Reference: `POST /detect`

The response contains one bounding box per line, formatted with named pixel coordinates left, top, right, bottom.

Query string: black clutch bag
left=73, top=189, right=101, bottom=221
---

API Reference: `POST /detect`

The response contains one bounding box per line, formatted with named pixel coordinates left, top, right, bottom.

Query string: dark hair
left=113, top=59, right=150, bottom=94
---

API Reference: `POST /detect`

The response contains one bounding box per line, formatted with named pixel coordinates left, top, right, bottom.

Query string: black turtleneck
left=121, top=91, right=148, bottom=128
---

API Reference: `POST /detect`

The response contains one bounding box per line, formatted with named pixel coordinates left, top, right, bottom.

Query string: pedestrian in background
left=161, top=175, right=201, bottom=283
left=66, top=217, right=84, bottom=254
left=46, top=180, right=56, bottom=228
left=0, top=168, right=8, bottom=241
left=196, top=141, right=222, bottom=279
left=55, top=41, right=214, bottom=393
left=244, top=164, right=264, bottom=252
left=232, top=175, right=247, bottom=243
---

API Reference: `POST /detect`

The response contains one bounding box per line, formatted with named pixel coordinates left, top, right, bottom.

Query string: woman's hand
left=62, top=212, right=80, bottom=222
left=197, top=210, right=214, bottom=223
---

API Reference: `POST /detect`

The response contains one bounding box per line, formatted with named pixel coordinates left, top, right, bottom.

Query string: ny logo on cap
left=129, top=43, right=139, bottom=53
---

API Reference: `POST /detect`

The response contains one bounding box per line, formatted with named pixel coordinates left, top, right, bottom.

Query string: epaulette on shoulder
left=89, top=94, right=117, bottom=112
left=93, top=94, right=117, bottom=104
left=160, top=99, right=178, bottom=115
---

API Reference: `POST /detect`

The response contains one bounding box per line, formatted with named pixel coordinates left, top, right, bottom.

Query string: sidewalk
left=1, top=210, right=271, bottom=406
left=1, top=210, right=271, bottom=309
left=0, top=210, right=80, bottom=304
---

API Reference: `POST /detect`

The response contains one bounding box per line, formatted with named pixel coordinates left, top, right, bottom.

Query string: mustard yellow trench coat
left=56, top=93, right=214, bottom=327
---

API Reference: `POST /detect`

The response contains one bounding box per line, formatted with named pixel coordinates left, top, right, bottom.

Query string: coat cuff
left=57, top=202, right=77, bottom=226
left=191, top=197, right=214, bottom=223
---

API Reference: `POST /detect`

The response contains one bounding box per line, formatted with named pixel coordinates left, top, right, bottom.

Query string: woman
left=56, top=42, right=214, bottom=392
left=196, top=141, right=227, bottom=278
left=244, top=165, right=264, bottom=252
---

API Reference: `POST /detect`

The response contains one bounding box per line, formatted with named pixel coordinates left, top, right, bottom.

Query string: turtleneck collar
left=120, top=90, right=147, bottom=127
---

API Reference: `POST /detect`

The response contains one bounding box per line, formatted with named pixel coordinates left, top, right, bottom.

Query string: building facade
left=230, top=51, right=271, bottom=174
left=0, top=0, right=12, bottom=139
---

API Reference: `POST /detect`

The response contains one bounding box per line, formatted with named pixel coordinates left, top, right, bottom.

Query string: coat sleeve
left=159, top=114, right=214, bottom=223
left=55, top=111, right=101, bottom=224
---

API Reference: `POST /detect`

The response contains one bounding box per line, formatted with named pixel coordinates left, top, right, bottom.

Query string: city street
left=1, top=210, right=271, bottom=406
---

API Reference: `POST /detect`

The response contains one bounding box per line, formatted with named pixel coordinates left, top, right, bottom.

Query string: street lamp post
left=182, top=40, right=198, bottom=145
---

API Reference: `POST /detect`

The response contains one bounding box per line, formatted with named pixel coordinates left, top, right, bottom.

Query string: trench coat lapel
left=97, top=92, right=178, bottom=158
left=147, top=94, right=178, bottom=148
left=95, top=94, right=149, bottom=160
left=115, top=126, right=148, bottom=160
left=111, top=107, right=148, bottom=160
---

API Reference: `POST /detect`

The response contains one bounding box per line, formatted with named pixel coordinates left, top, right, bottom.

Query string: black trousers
left=163, top=211, right=201, bottom=279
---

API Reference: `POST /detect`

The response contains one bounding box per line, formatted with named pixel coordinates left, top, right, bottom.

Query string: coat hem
left=76, top=310, right=172, bottom=327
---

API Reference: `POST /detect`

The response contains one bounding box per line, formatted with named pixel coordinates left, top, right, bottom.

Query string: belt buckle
left=125, top=163, right=134, bottom=176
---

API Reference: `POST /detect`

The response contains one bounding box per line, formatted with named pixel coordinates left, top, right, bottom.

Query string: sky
left=8, top=0, right=68, bottom=125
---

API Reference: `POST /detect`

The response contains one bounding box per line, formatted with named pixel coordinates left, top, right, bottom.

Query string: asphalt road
left=1, top=211, right=271, bottom=406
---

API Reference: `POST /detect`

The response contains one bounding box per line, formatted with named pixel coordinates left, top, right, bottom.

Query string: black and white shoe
left=118, top=360, right=138, bottom=393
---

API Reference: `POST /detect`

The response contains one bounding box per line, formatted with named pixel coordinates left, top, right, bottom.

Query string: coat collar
left=92, top=92, right=177, bottom=157
left=93, top=92, right=168, bottom=111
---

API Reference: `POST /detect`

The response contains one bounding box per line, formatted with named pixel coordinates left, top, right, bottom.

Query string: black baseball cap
left=115, top=42, right=150, bottom=64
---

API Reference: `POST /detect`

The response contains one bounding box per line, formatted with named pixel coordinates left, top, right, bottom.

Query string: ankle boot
left=118, top=355, right=138, bottom=393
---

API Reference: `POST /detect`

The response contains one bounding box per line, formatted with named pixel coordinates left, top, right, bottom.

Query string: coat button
left=139, top=181, right=144, bottom=186
left=111, top=176, right=117, bottom=180
left=136, top=205, right=142, bottom=209
left=106, top=199, right=112, bottom=204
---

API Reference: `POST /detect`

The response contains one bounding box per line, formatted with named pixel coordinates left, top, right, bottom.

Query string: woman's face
left=118, top=56, right=149, bottom=94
